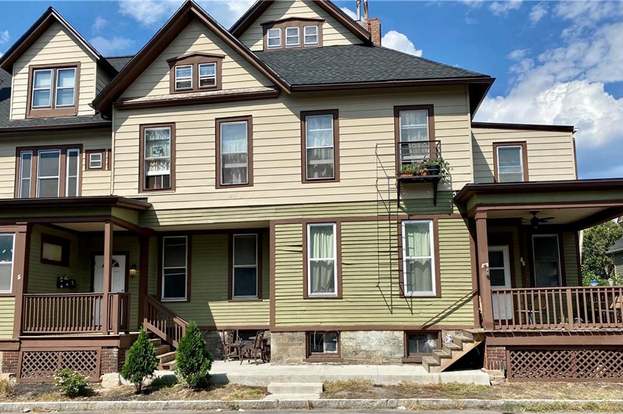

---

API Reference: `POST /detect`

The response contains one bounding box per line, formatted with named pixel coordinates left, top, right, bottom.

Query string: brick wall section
left=0, top=351, right=18, bottom=375
left=367, top=18, right=382, bottom=46
left=100, top=348, right=124, bottom=374
left=485, top=345, right=507, bottom=371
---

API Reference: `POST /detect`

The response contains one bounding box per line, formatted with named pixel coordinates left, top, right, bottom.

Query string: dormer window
left=168, top=53, right=223, bottom=93
left=263, top=18, right=324, bottom=50
left=28, top=64, right=79, bottom=118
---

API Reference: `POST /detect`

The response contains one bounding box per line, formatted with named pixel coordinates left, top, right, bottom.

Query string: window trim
left=27, top=63, right=80, bottom=118
left=403, top=330, right=441, bottom=363
left=305, top=331, right=341, bottom=361
left=198, top=62, right=217, bottom=89
left=393, top=105, right=435, bottom=175
left=301, top=109, right=340, bottom=183
left=399, top=218, right=441, bottom=298
left=85, top=149, right=109, bottom=171
left=493, top=141, right=529, bottom=183
left=65, top=148, right=80, bottom=197
left=267, top=27, right=282, bottom=49
left=55, top=67, right=77, bottom=108
left=159, top=235, right=191, bottom=302
left=139, top=123, right=176, bottom=193
left=230, top=233, right=260, bottom=300
left=215, top=115, right=254, bottom=188
left=167, top=53, right=223, bottom=93
left=40, top=233, right=70, bottom=267
left=174, top=64, right=193, bottom=91
left=18, top=151, right=33, bottom=199
left=303, top=221, right=342, bottom=299
left=285, top=26, right=300, bottom=47
left=0, top=233, right=15, bottom=294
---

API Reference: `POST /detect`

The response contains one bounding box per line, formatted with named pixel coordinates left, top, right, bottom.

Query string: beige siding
left=11, top=22, right=99, bottom=119
left=239, top=0, right=363, bottom=51
left=114, top=86, right=472, bottom=214
left=472, top=127, right=576, bottom=183
left=147, top=232, right=270, bottom=328
left=0, top=297, right=15, bottom=339
left=273, top=217, right=475, bottom=327
left=0, top=128, right=111, bottom=198
left=122, top=19, right=272, bottom=99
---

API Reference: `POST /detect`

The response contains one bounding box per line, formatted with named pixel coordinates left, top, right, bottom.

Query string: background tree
left=581, top=220, right=623, bottom=285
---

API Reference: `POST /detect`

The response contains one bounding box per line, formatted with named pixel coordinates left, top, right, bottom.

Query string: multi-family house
left=0, top=0, right=622, bottom=383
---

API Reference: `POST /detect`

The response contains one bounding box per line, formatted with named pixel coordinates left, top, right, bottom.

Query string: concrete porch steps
left=423, top=330, right=484, bottom=374
left=266, top=382, right=323, bottom=400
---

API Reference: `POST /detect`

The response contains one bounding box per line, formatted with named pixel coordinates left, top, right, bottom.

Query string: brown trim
left=486, top=333, right=623, bottom=346
left=300, top=109, right=340, bottom=183
left=167, top=53, right=223, bottom=94
left=26, top=62, right=81, bottom=119
left=15, top=144, right=84, bottom=198
left=0, top=340, right=20, bottom=351
left=215, top=116, right=254, bottom=188
left=403, top=330, right=441, bottom=363
left=290, top=77, right=493, bottom=92
left=158, top=234, right=191, bottom=303
left=305, top=330, right=342, bottom=362
left=262, top=19, right=324, bottom=50
left=40, top=233, right=70, bottom=267
left=302, top=220, right=342, bottom=299
left=271, top=213, right=462, bottom=226
left=139, top=123, right=176, bottom=193
left=393, top=105, right=435, bottom=176
left=0, top=196, right=149, bottom=211
left=469, top=220, right=480, bottom=328
left=472, top=121, right=575, bottom=133
left=11, top=224, right=29, bottom=338
left=85, top=149, right=109, bottom=171
left=93, top=1, right=289, bottom=114
left=397, top=217, right=441, bottom=298
left=271, top=324, right=474, bottom=333
left=0, top=122, right=110, bottom=135
left=492, top=141, right=529, bottom=183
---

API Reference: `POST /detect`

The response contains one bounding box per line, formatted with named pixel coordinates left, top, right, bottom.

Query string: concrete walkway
left=208, top=361, right=490, bottom=386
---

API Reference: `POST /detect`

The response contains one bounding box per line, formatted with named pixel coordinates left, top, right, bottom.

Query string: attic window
left=28, top=64, right=79, bottom=118
left=263, top=19, right=323, bottom=50
left=168, top=54, right=223, bottom=93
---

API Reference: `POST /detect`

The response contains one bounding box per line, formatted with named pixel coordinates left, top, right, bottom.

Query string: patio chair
left=222, top=330, right=241, bottom=361
left=241, top=330, right=265, bottom=365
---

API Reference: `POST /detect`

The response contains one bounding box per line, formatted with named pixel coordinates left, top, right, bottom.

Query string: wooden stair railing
left=143, top=295, right=189, bottom=348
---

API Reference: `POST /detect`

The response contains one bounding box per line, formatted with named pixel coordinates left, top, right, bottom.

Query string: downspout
left=110, top=107, right=115, bottom=196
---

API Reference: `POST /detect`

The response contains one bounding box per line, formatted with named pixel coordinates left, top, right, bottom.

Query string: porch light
left=129, top=264, right=138, bottom=278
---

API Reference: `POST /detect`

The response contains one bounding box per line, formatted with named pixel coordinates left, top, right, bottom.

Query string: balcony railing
left=491, top=286, right=623, bottom=330
left=22, top=292, right=129, bottom=335
left=398, top=140, right=442, bottom=172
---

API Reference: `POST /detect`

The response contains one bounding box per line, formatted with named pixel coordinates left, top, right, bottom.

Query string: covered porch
left=455, top=179, right=623, bottom=332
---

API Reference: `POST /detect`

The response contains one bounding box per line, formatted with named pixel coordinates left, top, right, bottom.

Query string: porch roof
left=454, top=179, right=623, bottom=230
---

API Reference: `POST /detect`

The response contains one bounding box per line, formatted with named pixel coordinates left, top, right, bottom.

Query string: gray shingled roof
left=106, top=56, right=134, bottom=73
left=255, top=45, right=488, bottom=86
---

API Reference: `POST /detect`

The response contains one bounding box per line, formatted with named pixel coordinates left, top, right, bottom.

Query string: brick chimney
left=367, top=18, right=382, bottom=47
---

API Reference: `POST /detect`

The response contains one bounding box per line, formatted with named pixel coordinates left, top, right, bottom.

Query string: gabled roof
left=93, top=0, right=289, bottom=115
left=0, top=7, right=117, bottom=77
left=230, top=0, right=372, bottom=45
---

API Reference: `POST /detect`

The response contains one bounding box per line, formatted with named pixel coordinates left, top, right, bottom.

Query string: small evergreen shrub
left=54, top=368, right=91, bottom=397
left=121, top=328, right=158, bottom=393
left=175, top=321, right=213, bottom=388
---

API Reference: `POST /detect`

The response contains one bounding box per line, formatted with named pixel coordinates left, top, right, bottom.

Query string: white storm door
left=489, top=245, right=513, bottom=320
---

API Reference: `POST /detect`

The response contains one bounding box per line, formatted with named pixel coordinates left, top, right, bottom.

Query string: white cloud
left=507, top=48, right=528, bottom=61
left=381, top=30, right=422, bottom=57
left=93, top=16, right=108, bottom=33
left=529, top=3, right=547, bottom=24
left=90, top=35, right=134, bottom=55
left=489, top=0, right=522, bottom=16
left=0, top=30, right=9, bottom=45
left=340, top=7, right=357, bottom=20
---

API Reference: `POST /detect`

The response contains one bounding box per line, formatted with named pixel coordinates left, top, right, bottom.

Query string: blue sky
left=1, top=0, right=622, bottom=180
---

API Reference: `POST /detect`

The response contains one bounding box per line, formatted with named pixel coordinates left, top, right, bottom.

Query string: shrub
left=54, top=368, right=91, bottom=397
left=121, top=328, right=158, bottom=393
left=175, top=321, right=213, bottom=388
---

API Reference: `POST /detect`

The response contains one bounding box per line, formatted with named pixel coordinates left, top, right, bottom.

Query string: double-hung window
left=161, top=236, right=188, bottom=301
left=199, top=63, right=217, bottom=88
left=0, top=234, right=14, bottom=293
left=397, top=108, right=431, bottom=169
left=142, top=125, right=173, bottom=191
left=174, top=65, right=193, bottom=91
left=303, top=111, right=338, bottom=181
left=495, top=143, right=526, bottom=182
left=29, top=66, right=77, bottom=116
left=232, top=234, right=258, bottom=299
left=286, top=27, right=300, bottom=46
left=55, top=68, right=76, bottom=107
left=307, top=223, right=338, bottom=297
left=32, top=69, right=52, bottom=108
left=267, top=28, right=282, bottom=48
left=304, top=26, right=319, bottom=45
left=402, top=220, right=436, bottom=296
left=37, top=150, right=61, bottom=198
left=18, top=151, right=33, bottom=198
left=217, top=117, right=251, bottom=186
left=17, top=147, right=80, bottom=198
left=65, top=148, right=80, bottom=197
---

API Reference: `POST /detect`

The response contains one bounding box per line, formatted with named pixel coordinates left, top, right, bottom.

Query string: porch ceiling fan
left=527, top=211, right=554, bottom=228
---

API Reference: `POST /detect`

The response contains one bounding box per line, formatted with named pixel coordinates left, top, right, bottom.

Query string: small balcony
left=395, top=140, right=445, bottom=205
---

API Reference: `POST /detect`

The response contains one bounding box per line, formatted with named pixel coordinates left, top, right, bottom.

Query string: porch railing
left=22, top=292, right=130, bottom=335
left=491, top=286, right=623, bottom=330
left=143, top=295, right=188, bottom=348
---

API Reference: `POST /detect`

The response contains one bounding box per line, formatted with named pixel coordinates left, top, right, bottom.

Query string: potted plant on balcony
left=400, top=157, right=450, bottom=181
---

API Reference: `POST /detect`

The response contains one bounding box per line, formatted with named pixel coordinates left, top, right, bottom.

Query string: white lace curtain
left=309, top=225, right=335, bottom=294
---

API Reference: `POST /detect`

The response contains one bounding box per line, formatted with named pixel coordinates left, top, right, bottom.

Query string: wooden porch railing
left=143, top=295, right=188, bottom=348
left=491, top=286, right=623, bottom=330
left=22, top=292, right=130, bottom=335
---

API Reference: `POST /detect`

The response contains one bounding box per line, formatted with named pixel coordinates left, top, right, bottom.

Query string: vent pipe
left=356, top=0, right=361, bottom=20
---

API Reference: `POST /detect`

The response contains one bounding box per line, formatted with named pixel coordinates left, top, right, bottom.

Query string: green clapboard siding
left=149, top=232, right=270, bottom=328
left=273, top=217, right=475, bottom=327
left=0, top=297, right=15, bottom=339
left=562, top=231, right=580, bottom=286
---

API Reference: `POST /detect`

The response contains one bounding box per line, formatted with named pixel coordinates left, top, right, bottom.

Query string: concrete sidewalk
left=207, top=361, right=490, bottom=386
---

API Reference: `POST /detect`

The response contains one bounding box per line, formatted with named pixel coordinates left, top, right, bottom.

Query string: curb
left=1, top=398, right=623, bottom=411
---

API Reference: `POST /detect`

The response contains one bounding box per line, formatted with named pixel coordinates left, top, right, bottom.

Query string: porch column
left=138, top=235, right=149, bottom=328
left=12, top=223, right=29, bottom=338
left=475, top=211, right=494, bottom=330
left=102, top=221, right=113, bottom=334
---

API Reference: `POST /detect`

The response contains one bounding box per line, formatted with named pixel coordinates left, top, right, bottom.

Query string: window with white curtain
left=402, top=220, right=436, bottom=296
left=0, top=234, right=14, bottom=293
left=219, top=119, right=249, bottom=186
left=304, top=113, right=335, bottom=180
left=307, top=223, right=337, bottom=296
left=232, top=234, right=258, bottom=299
left=143, top=126, right=172, bottom=190
left=161, top=236, right=187, bottom=301
left=496, top=145, right=525, bottom=182
left=398, top=109, right=430, bottom=168
left=37, top=150, right=61, bottom=198
left=65, top=148, right=80, bottom=197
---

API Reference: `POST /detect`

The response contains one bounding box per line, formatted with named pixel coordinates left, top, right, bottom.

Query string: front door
left=489, top=245, right=513, bottom=320
left=93, top=255, right=127, bottom=293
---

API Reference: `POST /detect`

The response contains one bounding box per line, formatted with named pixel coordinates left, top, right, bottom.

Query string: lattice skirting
left=508, top=347, right=623, bottom=381
left=17, top=348, right=101, bottom=383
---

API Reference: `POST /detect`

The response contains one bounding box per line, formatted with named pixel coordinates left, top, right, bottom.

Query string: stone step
left=458, top=330, right=474, bottom=341
left=445, top=342, right=462, bottom=351
left=422, top=355, right=440, bottom=370
left=263, top=393, right=321, bottom=401
left=149, top=338, right=162, bottom=346
left=160, top=359, right=177, bottom=370
left=454, top=334, right=474, bottom=344
left=434, top=348, right=453, bottom=359
left=157, top=351, right=176, bottom=363
left=155, top=344, right=171, bottom=355
left=267, top=382, right=323, bottom=395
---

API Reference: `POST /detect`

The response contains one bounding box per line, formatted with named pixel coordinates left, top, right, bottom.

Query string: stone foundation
left=270, top=332, right=306, bottom=364
left=484, top=345, right=507, bottom=371
left=0, top=351, right=18, bottom=375
left=341, top=331, right=403, bottom=364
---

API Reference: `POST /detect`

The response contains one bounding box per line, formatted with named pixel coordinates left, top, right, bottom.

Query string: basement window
left=404, top=331, right=439, bottom=362
left=306, top=331, right=340, bottom=360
